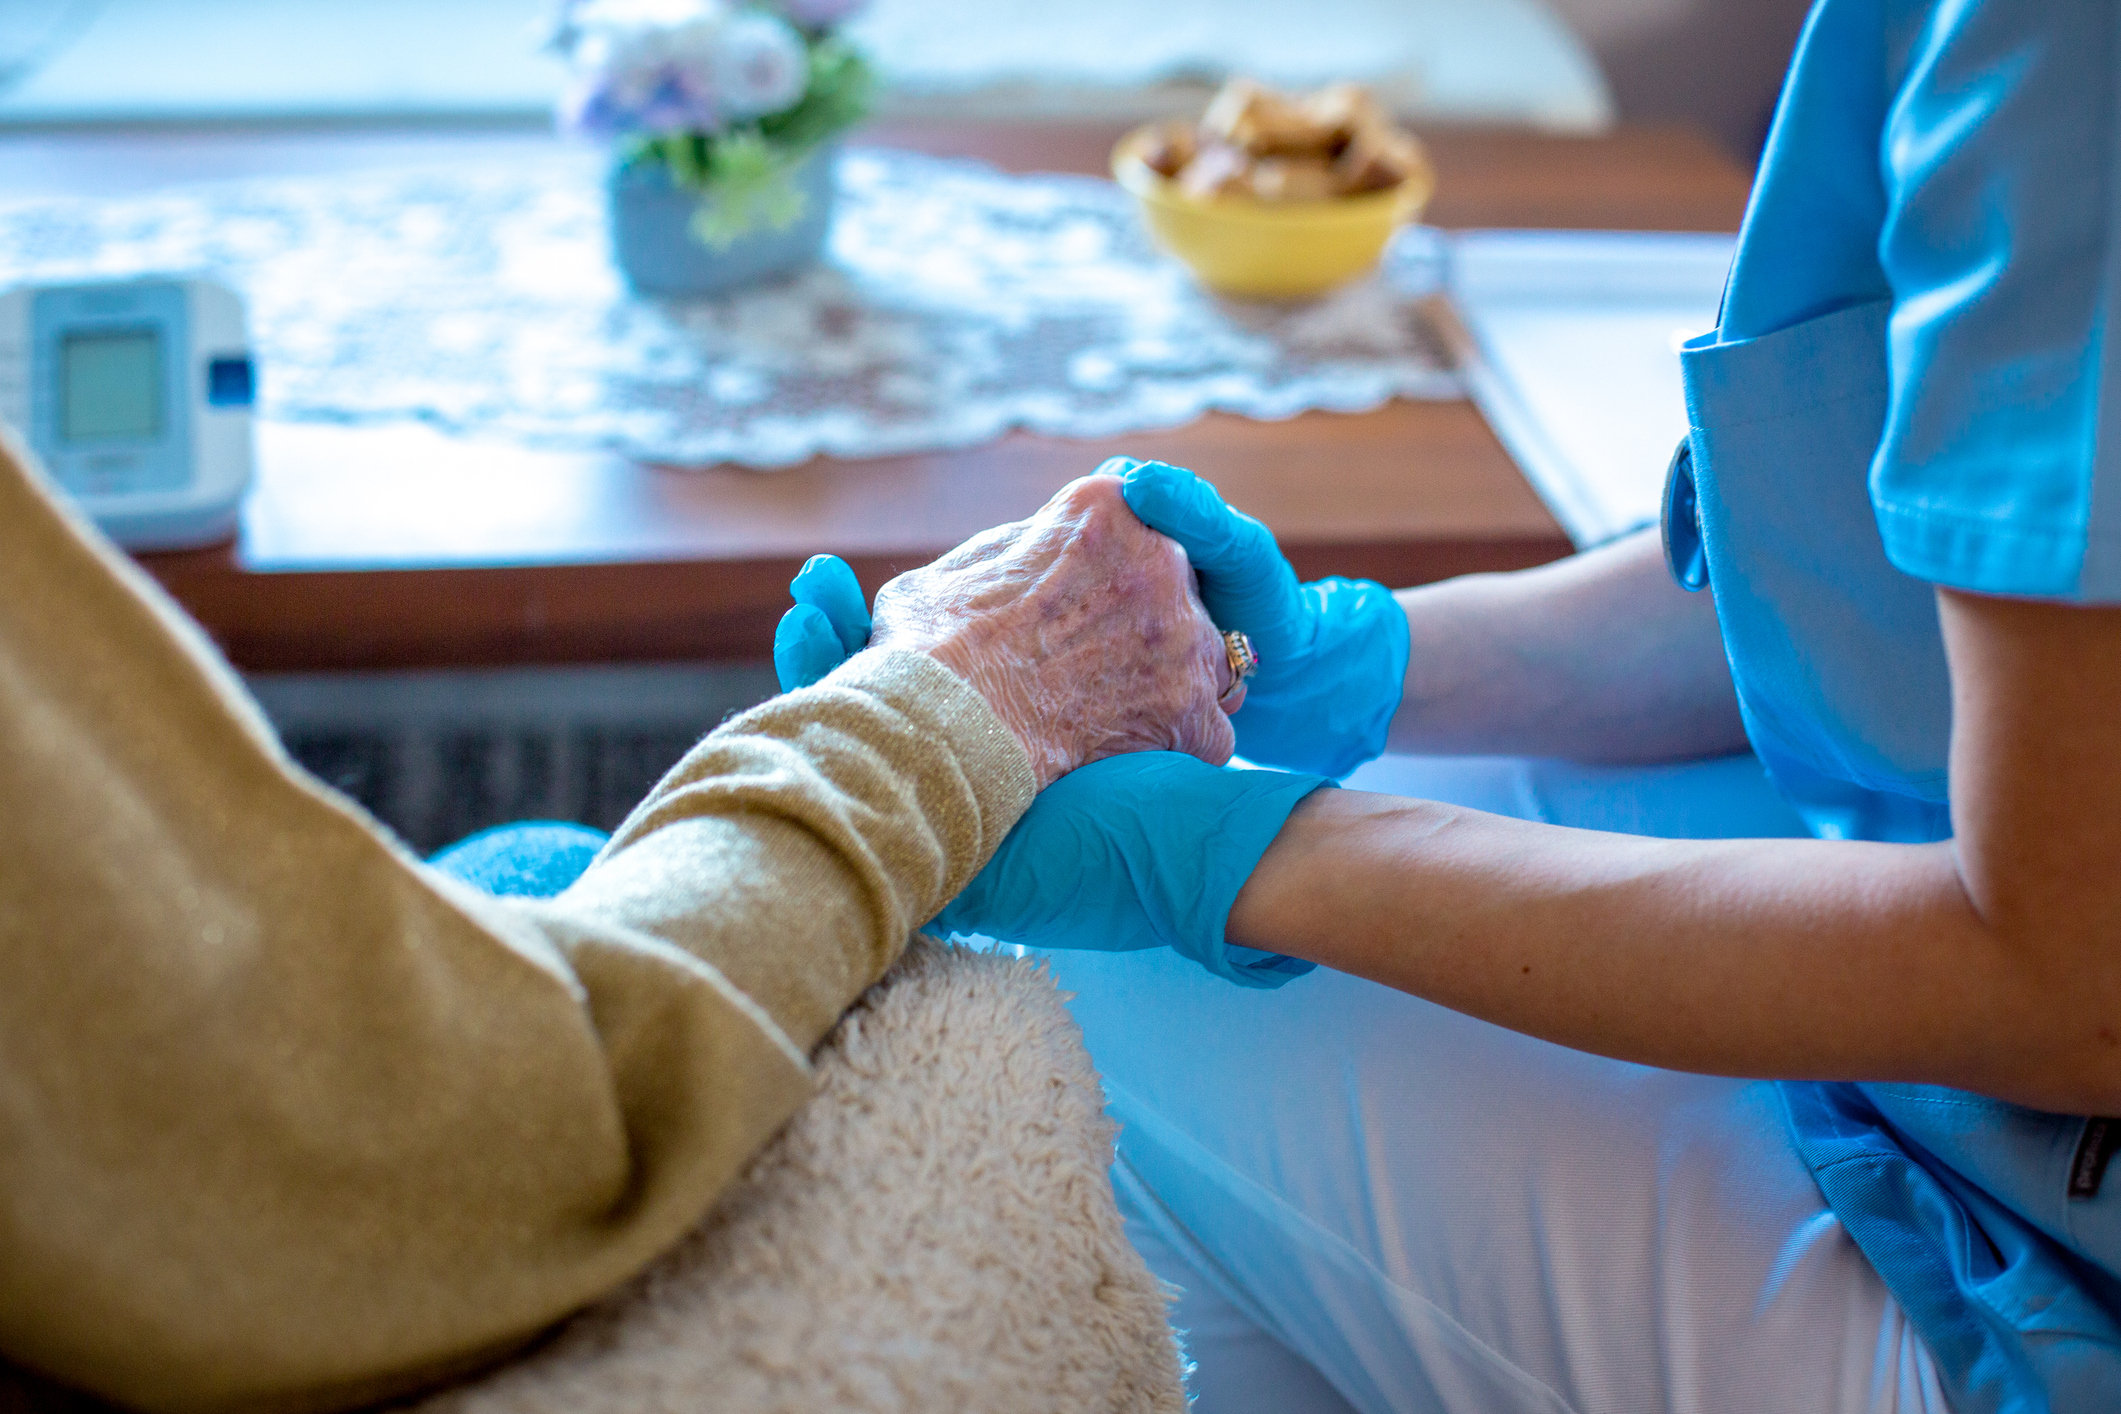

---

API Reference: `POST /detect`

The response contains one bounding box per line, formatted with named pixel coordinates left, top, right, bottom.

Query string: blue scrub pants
left=1033, top=753, right=1956, bottom=1414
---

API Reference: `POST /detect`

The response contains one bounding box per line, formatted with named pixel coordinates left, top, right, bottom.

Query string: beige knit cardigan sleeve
left=0, top=428, right=1037, bottom=1414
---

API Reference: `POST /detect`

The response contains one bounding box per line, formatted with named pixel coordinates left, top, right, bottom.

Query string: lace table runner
left=0, top=148, right=1457, bottom=468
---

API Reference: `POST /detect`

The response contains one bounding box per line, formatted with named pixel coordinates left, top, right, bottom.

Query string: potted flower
left=550, top=0, right=875, bottom=295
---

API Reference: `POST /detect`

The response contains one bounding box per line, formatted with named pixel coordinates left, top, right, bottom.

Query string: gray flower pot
left=607, top=145, right=837, bottom=297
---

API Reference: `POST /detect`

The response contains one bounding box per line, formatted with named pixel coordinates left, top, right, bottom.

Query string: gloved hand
left=929, top=751, right=1332, bottom=989
left=1114, top=457, right=1410, bottom=777
left=775, top=554, right=1324, bottom=987
left=773, top=554, right=872, bottom=691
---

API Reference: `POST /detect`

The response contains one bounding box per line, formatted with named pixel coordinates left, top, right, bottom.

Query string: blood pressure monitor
left=0, top=276, right=255, bottom=550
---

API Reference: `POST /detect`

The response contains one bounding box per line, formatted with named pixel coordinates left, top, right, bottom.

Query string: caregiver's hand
left=774, top=475, right=1239, bottom=788
left=929, top=752, right=1333, bottom=988
left=1113, top=457, right=1410, bottom=777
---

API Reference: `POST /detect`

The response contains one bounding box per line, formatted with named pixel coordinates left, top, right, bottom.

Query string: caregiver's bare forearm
left=1388, top=530, right=1746, bottom=763
left=1227, top=792, right=2121, bottom=1115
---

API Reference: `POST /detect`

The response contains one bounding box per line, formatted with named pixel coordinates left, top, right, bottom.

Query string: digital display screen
left=61, top=328, right=164, bottom=442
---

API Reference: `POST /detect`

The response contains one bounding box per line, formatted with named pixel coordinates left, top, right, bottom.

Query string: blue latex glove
left=930, top=752, right=1331, bottom=989
left=1113, top=457, right=1410, bottom=777
left=773, top=554, right=871, bottom=691
left=773, top=551, right=1323, bottom=985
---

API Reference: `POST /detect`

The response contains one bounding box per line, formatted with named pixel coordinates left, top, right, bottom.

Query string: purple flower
left=774, top=0, right=870, bottom=29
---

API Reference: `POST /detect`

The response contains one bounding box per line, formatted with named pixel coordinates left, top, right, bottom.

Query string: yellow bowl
left=1111, top=123, right=1434, bottom=299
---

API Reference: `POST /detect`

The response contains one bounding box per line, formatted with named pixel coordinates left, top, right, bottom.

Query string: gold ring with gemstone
left=1222, top=629, right=1260, bottom=691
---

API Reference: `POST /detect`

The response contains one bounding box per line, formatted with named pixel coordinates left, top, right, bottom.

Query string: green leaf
left=689, top=131, right=810, bottom=248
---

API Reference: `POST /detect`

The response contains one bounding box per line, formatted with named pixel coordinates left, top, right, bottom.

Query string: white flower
left=711, top=10, right=808, bottom=118
left=550, top=0, right=812, bottom=138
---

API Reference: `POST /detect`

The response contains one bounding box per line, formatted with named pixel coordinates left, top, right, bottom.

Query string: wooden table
left=0, top=120, right=1750, bottom=670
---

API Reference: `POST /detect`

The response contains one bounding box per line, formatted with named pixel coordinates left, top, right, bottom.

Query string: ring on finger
left=1220, top=629, right=1259, bottom=704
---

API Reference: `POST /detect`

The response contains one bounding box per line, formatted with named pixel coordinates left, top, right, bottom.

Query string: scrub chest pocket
left=1677, top=298, right=1950, bottom=843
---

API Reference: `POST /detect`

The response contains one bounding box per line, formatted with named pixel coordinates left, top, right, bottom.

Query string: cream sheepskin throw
left=408, top=938, right=1187, bottom=1414
left=1, top=940, right=1187, bottom=1414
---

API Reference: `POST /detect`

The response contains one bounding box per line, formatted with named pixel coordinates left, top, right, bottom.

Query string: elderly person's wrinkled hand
left=774, top=474, right=1240, bottom=788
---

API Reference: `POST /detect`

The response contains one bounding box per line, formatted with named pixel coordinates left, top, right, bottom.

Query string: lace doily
left=0, top=148, right=1458, bottom=468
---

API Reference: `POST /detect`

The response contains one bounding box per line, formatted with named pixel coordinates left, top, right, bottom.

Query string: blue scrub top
left=1669, top=2, right=2121, bottom=1409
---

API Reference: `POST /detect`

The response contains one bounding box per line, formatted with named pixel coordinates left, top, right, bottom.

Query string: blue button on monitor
left=207, top=355, right=254, bottom=407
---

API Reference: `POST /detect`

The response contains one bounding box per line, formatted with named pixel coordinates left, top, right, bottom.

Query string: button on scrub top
left=1671, top=2, right=2121, bottom=1409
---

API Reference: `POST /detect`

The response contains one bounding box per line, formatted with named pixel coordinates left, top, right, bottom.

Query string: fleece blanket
left=2, top=940, right=1186, bottom=1414
left=408, top=938, right=1187, bottom=1414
